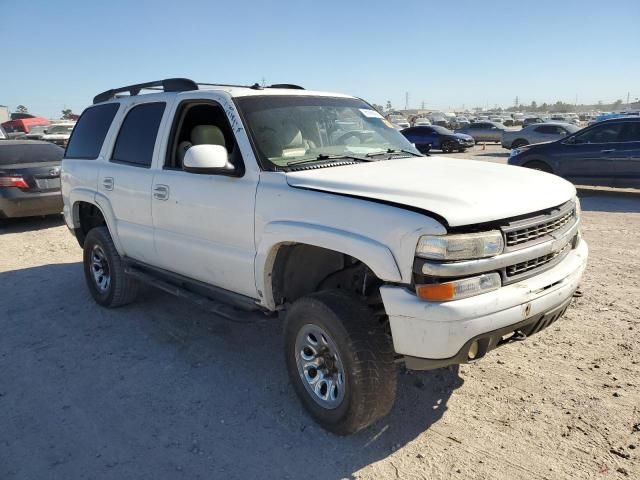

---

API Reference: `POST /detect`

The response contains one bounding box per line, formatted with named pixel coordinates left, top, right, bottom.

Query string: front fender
left=255, top=220, right=402, bottom=310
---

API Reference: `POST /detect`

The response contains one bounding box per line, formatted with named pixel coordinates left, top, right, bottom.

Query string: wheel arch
left=71, top=192, right=123, bottom=254
left=256, top=221, right=402, bottom=310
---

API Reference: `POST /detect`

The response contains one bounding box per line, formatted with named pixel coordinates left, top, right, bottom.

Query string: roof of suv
left=92, top=77, right=353, bottom=105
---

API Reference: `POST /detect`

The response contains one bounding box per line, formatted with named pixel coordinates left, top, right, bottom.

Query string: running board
left=123, top=263, right=260, bottom=322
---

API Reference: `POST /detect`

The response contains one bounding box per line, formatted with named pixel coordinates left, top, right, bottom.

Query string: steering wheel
left=335, top=130, right=375, bottom=145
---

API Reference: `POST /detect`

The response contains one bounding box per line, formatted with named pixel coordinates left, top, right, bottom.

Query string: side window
left=166, top=101, right=243, bottom=174
left=535, top=125, right=553, bottom=134
left=576, top=122, right=624, bottom=144
left=65, top=103, right=119, bottom=159
left=620, top=122, right=640, bottom=142
left=111, top=102, right=166, bottom=168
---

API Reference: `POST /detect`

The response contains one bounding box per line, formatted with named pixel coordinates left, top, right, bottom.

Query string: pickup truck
left=61, top=78, right=588, bottom=435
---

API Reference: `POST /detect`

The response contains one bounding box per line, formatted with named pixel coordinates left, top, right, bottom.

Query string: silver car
left=501, top=122, right=579, bottom=149
left=455, top=121, right=506, bottom=143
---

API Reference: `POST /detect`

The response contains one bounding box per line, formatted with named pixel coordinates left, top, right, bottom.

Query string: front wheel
left=284, top=290, right=397, bottom=435
left=441, top=140, right=456, bottom=153
left=523, top=160, right=553, bottom=174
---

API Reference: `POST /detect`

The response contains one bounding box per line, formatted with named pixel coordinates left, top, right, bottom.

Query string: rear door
left=97, top=101, right=169, bottom=264
left=615, top=121, right=640, bottom=187
left=402, top=127, right=437, bottom=151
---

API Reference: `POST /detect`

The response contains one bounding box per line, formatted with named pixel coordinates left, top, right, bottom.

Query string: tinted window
left=111, top=103, right=165, bottom=167
left=0, top=142, right=64, bottom=165
left=534, top=125, right=555, bottom=134
left=65, top=103, right=119, bottom=159
left=576, top=122, right=624, bottom=144
left=620, top=121, right=640, bottom=142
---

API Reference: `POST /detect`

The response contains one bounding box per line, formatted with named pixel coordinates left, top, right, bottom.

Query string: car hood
left=285, top=156, right=575, bottom=227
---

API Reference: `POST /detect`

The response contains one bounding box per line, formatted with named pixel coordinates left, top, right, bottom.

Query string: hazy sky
left=1, top=0, right=639, bottom=118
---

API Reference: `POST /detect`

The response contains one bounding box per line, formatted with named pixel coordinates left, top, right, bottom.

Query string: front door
left=151, top=99, right=259, bottom=298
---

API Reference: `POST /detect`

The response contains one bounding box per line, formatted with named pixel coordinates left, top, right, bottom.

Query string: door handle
left=102, top=177, right=114, bottom=191
left=153, top=184, right=169, bottom=201
left=600, top=149, right=616, bottom=153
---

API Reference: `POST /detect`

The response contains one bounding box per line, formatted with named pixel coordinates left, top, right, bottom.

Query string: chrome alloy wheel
left=90, top=244, right=111, bottom=292
left=295, top=324, right=346, bottom=409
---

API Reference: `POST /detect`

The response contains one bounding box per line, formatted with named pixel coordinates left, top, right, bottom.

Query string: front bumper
left=0, top=189, right=63, bottom=218
left=380, top=238, right=588, bottom=369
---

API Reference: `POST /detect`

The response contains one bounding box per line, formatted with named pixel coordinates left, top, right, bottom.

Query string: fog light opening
left=468, top=341, right=479, bottom=360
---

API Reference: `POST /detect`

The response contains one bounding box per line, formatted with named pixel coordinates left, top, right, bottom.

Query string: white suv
left=61, top=78, right=588, bottom=435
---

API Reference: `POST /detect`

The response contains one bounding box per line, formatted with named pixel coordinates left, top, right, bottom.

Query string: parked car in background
left=1, top=116, right=50, bottom=136
left=456, top=121, right=506, bottom=143
left=502, top=122, right=579, bottom=149
left=508, top=117, right=640, bottom=188
left=387, top=115, right=410, bottom=130
left=414, top=117, right=431, bottom=126
left=401, top=125, right=475, bottom=153
left=25, top=125, right=49, bottom=140
left=523, top=117, right=545, bottom=128
left=42, top=123, right=75, bottom=147
left=0, top=140, right=64, bottom=219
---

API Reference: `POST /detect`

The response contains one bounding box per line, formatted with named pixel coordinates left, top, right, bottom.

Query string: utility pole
left=261, top=77, right=266, bottom=87
left=627, top=92, right=631, bottom=109
left=421, top=100, right=425, bottom=110
left=404, top=92, right=409, bottom=110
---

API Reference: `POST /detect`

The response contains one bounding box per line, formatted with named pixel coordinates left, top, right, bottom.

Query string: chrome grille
left=506, top=242, right=572, bottom=277
left=505, top=205, right=576, bottom=247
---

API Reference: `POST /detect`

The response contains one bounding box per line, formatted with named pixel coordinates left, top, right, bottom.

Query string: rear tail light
left=0, top=176, right=29, bottom=188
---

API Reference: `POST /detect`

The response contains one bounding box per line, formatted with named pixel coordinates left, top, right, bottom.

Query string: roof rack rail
left=93, top=78, right=198, bottom=104
left=249, top=83, right=305, bottom=90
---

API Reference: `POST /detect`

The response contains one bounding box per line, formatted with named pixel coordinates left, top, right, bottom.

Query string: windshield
left=431, top=125, right=454, bottom=134
left=47, top=125, right=74, bottom=134
left=236, top=96, right=421, bottom=169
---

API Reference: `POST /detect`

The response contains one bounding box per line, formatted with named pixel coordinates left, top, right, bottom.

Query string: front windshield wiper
left=365, top=148, right=423, bottom=158
left=285, top=153, right=374, bottom=167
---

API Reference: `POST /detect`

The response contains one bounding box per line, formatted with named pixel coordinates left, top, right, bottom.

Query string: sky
left=1, top=0, right=639, bottom=118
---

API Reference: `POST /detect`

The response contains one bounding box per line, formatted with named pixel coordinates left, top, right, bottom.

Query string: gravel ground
left=1, top=148, right=639, bottom=479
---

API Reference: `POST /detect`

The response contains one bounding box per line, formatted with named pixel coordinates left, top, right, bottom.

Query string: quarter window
left=620, top=122, right=640, bottom=142
left=65, top=103, right=119, bottom=159
left=111, top=102, right=166, bottom=167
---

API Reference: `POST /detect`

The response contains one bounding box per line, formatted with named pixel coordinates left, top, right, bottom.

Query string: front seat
left=177, top=125, right=227, bottom=167
left=278, top=121, right=315, bottom=158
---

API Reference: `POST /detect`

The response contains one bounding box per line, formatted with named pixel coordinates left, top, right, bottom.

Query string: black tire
left=83, top=226, right=139, bottom=307
left=441, top=140, right=456, bottom=153
left=457, top=148, right=466, bottom=153
left=284, top=290, right=397, bottom=435
left=523, top=160, right=553, bottom=174
left=512, top=139, right=529, bottom=148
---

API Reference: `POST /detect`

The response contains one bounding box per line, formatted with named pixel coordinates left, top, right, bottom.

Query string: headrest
left=191, top=125, right=226, bottom=147
left=279, top=121, right=303, bottom=148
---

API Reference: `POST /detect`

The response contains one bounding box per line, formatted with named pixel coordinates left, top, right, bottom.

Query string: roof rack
left=93, top=78, right=305, bottom=104
left=93, top=78, right=198, bottom=104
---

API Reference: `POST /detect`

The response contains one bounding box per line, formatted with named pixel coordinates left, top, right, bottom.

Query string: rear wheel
left=523, top=160, right=553, bottom=174
left=512, top=139, right=529, bottom=148
left=83, top=226, right=139, bottom=307
left=284, top=290, right=397, bottom=435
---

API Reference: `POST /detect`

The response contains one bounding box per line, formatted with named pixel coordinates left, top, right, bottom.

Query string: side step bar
left=123, top=262, right=261, bottom=322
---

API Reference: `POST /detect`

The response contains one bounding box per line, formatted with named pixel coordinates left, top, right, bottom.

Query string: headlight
left=416, top=273, right=501, bottom=301
left=416, top=231, right=504, bottom=260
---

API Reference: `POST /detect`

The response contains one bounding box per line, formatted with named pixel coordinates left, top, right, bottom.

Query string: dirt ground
left=1, top=147, right=639, bottom=479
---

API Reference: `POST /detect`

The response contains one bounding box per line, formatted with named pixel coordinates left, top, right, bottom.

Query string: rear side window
left=65, top=103, right=119, bottom=159
left=620, top=121, right=640, bottom=142
left=534, top=125, right=554, bottom=134
left=0, top=142, right=64, bottom=165
left=111, top=102, right=166, bottom=168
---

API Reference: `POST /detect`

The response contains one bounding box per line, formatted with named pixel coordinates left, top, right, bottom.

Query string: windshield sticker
left=359, top=108, right=384, bottom=119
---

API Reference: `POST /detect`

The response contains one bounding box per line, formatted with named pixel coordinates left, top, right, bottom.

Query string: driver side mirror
left=183, top=144, right=234, bottom=173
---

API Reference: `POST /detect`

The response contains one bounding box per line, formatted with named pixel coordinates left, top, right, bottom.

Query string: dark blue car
left=508, top=117, right=640, bottom=188
left=401, top=125, right=475, bottom=154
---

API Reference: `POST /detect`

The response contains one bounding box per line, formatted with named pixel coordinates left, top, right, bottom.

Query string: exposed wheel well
left=75, top=202, right=106, bottom=247
left=270, top=244, right=383, bottom=309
